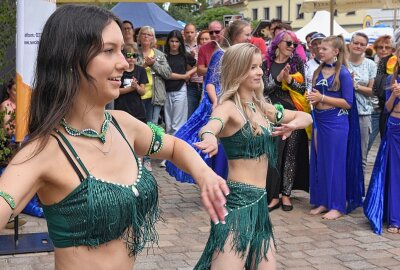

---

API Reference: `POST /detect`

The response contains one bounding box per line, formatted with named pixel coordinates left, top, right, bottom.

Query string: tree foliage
left=193, top=7, right=238, bottom=30
left=0, top=0, right=16, bottom=85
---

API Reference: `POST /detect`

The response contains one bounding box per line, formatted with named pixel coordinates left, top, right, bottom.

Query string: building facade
left=212, top=0, right=397, bottom=33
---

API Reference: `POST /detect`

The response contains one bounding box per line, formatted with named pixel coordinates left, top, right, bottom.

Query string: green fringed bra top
left=42, top=118, right=159, bottom=257
left=219, top=109, right=277, bottom=165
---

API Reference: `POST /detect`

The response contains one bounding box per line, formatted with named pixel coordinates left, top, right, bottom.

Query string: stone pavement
left=1, top=139, right=400, bottom=270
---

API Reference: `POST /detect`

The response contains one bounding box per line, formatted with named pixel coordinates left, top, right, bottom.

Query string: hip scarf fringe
left=194, top=181, right=274, bottom=270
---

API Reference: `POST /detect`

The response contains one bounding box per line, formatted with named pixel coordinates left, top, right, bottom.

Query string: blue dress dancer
left=364, top=75, right=400, bottom=234
left=310, top=66, right=364, bottom=217
left=166, top=50, right=228, bottom=183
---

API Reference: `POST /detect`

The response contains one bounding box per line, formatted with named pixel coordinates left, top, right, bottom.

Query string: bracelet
left=209, top=116, right=224, bottom=133
left=321, top=94, right=325, bottom=103
left=274, top=103, right=285, bottom=125
left=0, top=190, right=15, bottom=210
left=199, top=130, right=215, bottom=140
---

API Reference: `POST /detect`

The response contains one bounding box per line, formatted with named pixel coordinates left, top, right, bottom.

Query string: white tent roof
left=295, top=11, right=349, bottom=43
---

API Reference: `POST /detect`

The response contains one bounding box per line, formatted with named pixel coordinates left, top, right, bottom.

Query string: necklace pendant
left=247, top=102, right=257, bottom=113
left=131, top=185, right=139, bottom=197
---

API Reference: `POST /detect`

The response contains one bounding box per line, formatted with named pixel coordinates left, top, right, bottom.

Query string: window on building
left=264, top=7, right=270, bottom=20
left=276, top=6, right=282, bottom=20
left=252, top=8, right=258, bottom=20
left=346, top=11, right=356, bottom=15
left=296, top=4, right=304, bottom=19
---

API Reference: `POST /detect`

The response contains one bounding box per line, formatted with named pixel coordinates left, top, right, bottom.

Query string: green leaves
left=0, top=0, right=16, bottom=85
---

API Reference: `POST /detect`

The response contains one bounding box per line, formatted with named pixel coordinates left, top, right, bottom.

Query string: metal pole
left=330, top=0, right=334, bottom=35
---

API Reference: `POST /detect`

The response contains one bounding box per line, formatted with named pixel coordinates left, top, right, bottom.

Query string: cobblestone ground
left=1, top=139, right=400, bottom=270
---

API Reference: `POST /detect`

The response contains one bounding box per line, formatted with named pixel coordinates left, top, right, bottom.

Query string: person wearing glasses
left=122, top=20, right=135, bottom=45
left=115, top=43, right=148, bottom=123
left=364, top=44, right=400, bottom=235
left=263, top=30, right=309, bottom=212
left=197, top=21, right=224, bottom=76
left=370, top=34, right=396, bottom=149
left=347, top=32, right=377, bottom=173
left=137, top=26, right=172, bottom=171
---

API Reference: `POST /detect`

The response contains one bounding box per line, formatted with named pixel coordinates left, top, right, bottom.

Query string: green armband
left=199, top=130, right=215, bottom=140
left=0, top=190, right=15, bottom=210
left=274, top=103, right=285, bottom=125
left=147, top=122, right=165, bottom=155
left=209, top=116, right=224, bottom=133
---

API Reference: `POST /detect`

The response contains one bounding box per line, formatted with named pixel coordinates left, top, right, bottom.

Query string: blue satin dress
left=166, top=50, right=228, bottom=183
left=310, top=66, right=364, bottom=214
left=364, top=75, right=400, bottom=234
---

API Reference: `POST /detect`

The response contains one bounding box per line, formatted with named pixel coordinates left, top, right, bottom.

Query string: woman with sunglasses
left=262, top=30, right=309, bottom=212
left=364, top=44, right=400, bottom=234
left=115, top=43, right=148, bottom=123
left=370, top=35, right=396, bottom=149
left=347, top=32, right=377, bottom=174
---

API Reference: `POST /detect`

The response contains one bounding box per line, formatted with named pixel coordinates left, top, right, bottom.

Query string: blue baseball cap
left=310, top=32, right=326, bottom=43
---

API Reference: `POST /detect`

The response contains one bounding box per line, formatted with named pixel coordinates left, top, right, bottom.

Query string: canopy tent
left=111, top=3, right=183, bottom=35
left=344, top=25, right=394, bottom=44
left=301, top=0, right=400, bottom=35
left=295, top=11, right=348, bottom=43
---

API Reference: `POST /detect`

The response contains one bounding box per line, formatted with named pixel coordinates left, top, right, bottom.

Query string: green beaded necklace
left=60, top=111, right=111, bottom=144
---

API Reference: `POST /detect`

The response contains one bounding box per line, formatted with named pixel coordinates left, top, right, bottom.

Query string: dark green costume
left=42, top=119, right=160, bottom=257
left=195, top=118, right=277, bottom=270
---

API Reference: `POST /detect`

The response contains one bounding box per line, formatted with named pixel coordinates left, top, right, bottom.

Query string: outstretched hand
left=272, top=123, right=296, bottom=140
left=197, top=170, right=230, bottom=225
left=193, top=134, right=218, bottom=157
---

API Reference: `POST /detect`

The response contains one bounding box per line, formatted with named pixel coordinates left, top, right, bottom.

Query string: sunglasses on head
left=283, top=41, right=298, bottom=48
left=124, top=52, right=138, bottom=59
left=209, top=30, right=221, bottom=35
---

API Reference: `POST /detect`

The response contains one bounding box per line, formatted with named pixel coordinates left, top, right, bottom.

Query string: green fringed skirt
left=194, top=180, right=275, bottom=270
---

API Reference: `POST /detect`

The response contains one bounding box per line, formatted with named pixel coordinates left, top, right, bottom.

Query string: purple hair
left=266, top=30, right=301, bottom=74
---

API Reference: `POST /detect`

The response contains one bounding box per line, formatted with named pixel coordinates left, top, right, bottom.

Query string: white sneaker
left=160, top=160, right=166, bottom=168
left=143, top=159, right=153, bottom=172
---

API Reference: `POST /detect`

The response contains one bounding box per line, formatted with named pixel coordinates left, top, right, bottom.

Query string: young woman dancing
left=194, top=43, right=312, bottom=270
left=0, top=5, right=228, bottom=270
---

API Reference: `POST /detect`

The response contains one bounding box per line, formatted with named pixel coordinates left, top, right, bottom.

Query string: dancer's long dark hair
left=25, top=4, right=121, bottom=155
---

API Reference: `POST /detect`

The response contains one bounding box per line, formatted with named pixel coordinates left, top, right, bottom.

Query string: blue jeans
left=187, top=82, right=202, bottom=118
left=368, top=111, right=380, bottom=153
left=142, top=98, right=162, bottom=124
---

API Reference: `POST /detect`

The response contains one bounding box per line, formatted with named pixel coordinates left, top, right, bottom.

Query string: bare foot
left=322, top=210, right=342, bottom=220
left=309, top=206, right=327, bottom=215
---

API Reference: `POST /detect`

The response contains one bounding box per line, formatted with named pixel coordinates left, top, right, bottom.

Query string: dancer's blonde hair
left=220, top=43, right=268, bottom=135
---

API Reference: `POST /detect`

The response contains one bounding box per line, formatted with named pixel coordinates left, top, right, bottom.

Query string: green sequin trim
left=147, top=123, right=165, bottom=155
left=60, top=111, right=111, bottom=144
left=274, top=103, right=285, bottom=125
left=0, top=190, right=15, bottom=210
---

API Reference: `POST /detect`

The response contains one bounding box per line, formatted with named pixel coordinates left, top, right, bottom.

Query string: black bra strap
left=111, top=115, right=139, bottom=160
left=51, top=134, right=85, bottom=182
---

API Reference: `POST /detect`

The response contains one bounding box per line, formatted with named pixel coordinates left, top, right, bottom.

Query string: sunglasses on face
left=377, top=45, right=392, bottom=50
left=209, top=30, right=221, bottom=35
left=124, top=52, right=138, bottom=59
left=283, top=41, right=298, bottom=48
